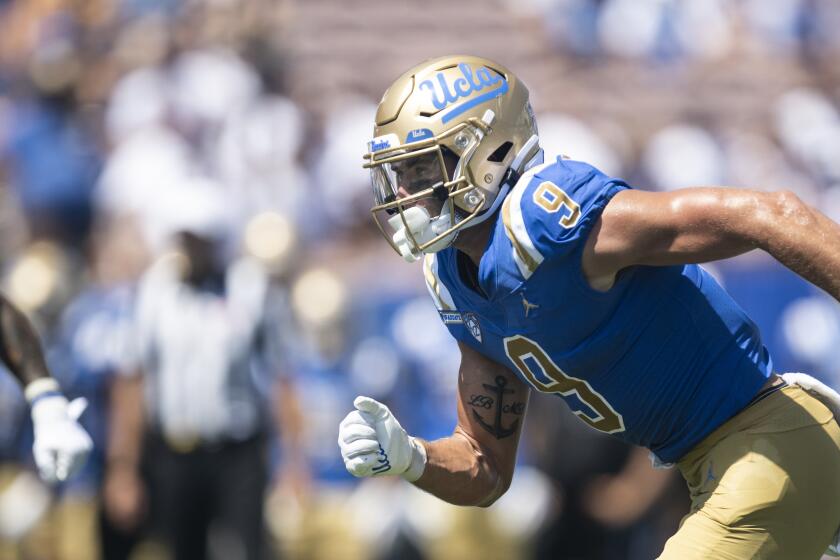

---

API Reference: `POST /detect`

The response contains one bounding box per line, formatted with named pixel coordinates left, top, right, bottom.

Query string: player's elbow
left=768, top=190, right=812, bottom=225
left=706, top=188, right=813, bottom=248
left=752, top=190, right=815, bottom=245
left=436, top=460, right=510, bottom=508
left=472, top=450, right=514, bottom=507
left=451, top=428, right=516, bottom=508
left=476, top=469, right=512, bottom=508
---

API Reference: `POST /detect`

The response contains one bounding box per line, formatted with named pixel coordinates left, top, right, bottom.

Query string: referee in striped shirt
left=102, top=188, right=302, bottom=560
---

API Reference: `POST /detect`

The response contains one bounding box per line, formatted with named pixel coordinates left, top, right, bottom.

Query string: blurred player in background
left=0, top=291, right=92, bottom=484
left=339, top=55, right=840, bottom=559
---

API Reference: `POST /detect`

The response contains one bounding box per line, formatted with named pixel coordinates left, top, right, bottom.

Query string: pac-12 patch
left=464, top=312, right=482, bottom=343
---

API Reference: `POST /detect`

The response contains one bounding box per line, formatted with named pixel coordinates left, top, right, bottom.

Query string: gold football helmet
left=364, top=55, right=540, bottom=262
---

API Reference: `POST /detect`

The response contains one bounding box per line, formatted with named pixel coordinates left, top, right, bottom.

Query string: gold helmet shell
left=364, top=55, right=538, bottom=260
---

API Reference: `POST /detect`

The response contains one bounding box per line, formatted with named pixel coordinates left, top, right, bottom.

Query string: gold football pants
left=658, top=384, right=840, bottom=560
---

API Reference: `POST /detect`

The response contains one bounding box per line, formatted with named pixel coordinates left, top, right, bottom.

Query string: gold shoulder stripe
left=423, top=254, right=455, bottom=311
left=502, top=196, right=540, bottom=279
left=500, top=164, right=549, bottom=280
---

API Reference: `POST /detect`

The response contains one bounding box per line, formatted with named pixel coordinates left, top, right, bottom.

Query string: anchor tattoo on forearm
left=472, top=375, right=521, bottom=439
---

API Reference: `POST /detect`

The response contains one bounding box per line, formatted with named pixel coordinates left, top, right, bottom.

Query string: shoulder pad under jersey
left=500, top=158, right=629, bottom=279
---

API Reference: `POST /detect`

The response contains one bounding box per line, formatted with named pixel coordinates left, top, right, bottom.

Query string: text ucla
left=419, top=63, right=506, bottom=111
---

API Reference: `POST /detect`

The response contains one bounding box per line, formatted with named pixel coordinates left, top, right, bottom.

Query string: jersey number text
left=533, top=181, right=581, bottom=228
left=504, top=334, right=625, bottom=434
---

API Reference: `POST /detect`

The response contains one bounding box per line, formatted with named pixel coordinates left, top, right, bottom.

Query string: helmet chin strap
left=460, top=134, right=543, bottom=231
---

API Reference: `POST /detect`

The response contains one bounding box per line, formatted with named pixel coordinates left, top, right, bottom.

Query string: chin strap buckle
left=502, top=166, right=521, bottom=188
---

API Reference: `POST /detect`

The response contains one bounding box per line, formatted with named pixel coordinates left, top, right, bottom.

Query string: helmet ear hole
left=487, top=141, right=513, bottom=163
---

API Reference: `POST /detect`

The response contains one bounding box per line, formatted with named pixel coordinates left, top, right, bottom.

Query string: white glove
left=338, top=396, right=426, bottom=482
left=26, top=379, right=93, bottom=483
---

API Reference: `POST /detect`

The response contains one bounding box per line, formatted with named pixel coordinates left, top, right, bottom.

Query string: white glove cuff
left=401, top=437, right=427, bottom=482
left=24, top=378, right=62, bottom=405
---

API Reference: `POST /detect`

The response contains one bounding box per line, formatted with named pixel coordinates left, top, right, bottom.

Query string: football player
left=0, top=292, right=92, bottom=482
left=338, top=55, right=840, bottom=559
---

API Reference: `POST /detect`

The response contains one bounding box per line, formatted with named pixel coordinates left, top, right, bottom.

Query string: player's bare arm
left=103, top=371, right=147, bottom=529
left=0, top=292, right=52, bottom=386
left=339, top=341, right=529, bottom=507
left=584, top=187, right=840, bottom=300
left=0, top=292, right=93, bottom=481
left=413, top=341, right=530, bottom=507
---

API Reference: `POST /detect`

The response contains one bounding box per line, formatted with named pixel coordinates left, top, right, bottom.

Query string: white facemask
left=387, top=206, right=455, bottom=262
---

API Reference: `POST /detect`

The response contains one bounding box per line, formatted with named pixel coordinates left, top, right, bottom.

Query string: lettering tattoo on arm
left=468, top=394, right=526, bottom=414
left=468, top=394, right=494, bottom=409
left=470, top=376, right=525, bottom=439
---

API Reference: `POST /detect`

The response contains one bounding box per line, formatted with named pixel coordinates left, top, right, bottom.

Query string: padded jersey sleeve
left=500, top=158, right=630, bottom=279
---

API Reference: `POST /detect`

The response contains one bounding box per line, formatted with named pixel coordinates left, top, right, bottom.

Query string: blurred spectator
left=596, top=0, right=731, bottom=61
left=0, top=83, right=101, bottom=245
left=536, top=113, right=625, bottom=177
left=742, top=0, right=807, bottom=53
left=50, top=284, right=135, bottom=560
left=781, top=295, right=840, bottom=386
left=312, top=97, right=378, bottom=233
left=643, top=123, right=725, bottom=191
left=773, top=87, right=840, bottom=185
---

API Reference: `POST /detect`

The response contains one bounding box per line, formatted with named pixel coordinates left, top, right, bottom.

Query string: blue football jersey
left=426, top=157, right=773, bottom=463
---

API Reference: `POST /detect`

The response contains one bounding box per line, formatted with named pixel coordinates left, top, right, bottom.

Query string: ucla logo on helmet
left=418, top=63, right=510, bottom=124
left=406, top=128, right=434, bottom=143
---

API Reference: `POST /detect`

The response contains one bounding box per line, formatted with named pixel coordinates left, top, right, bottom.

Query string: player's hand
left=31, top=395, right=93, bottom=483
left=103, top=463, right=146, bottom=531
left=338, top=396, right=426, bottom=481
